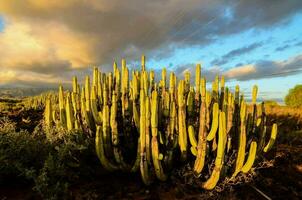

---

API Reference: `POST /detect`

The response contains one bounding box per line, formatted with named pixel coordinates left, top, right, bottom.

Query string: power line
left=262, top=67, right=302, bottom=78
left=177, top=0, right=242, bottom=45
left=141, top=8, right=187, bottom=44
left=144, top=1, right=233, bottom=50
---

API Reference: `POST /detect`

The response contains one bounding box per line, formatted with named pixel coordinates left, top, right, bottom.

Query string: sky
left=0, top=0, right=301, bottom=102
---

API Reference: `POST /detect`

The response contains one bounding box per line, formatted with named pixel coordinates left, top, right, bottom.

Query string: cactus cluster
left=44, top=56, right=278, bottom=189
left=21, top=92, right=57, bottom=110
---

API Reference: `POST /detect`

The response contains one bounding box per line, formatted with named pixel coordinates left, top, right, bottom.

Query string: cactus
left=95, top=125, right=118, bottom=171
left=65, top=92, right=74, bottom=131
left=44, top=98, right=52, bottom=126
left=91, top=86, right=102, bottom=125
left=141, top=55, right=146, bottom=71
left=151, top=90, right=167, bottom=181
left=45, top=55, right=278, bottom=189
left=178, top=80, right=187, bottom=160
left=140, top=90, right=152, bottom=185
left=195, top=64, right=201, bottom=100
left=207, top=102, right=219, bottom=141
left=193, top=78, right=207, bottom=176
left=263, top=123, right=278, bottom=152
left=72, top=76, right=78, bottom=94
left=58, top=85, right=67, bottom=128
left=241, top=141, right=257, bottom=173
left=188, top=125, right=198, bottom=156
left=232, top=100, right=247, bottom=178
left=203, top=111, right=226, bottom=190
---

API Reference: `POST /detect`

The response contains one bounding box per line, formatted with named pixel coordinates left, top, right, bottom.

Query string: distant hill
left=0, top=88, right=56, bottom=98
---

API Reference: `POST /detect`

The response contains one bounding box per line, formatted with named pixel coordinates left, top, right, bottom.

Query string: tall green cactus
left=194, top=78, right=207, bottom=175
left=59, top=85, right=66, bottom=128
left=44, top=98, right=52, bottom=126
left=178, top=80, right=187, bottom=160
left=45, top=55, right=278, bottom=189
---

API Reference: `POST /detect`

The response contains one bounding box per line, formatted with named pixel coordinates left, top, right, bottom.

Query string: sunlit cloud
left=224, top=65, right=256, bottom=79
left=178, top=53, right=302, bottom=82
left=0, top=0, right=301, bottom=90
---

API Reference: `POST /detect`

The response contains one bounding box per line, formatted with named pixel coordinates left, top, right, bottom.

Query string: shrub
left=0, top=120, right=51, bottom=185
left=0, top=118, right=97, bottom=199
left=285, top=85, right=302, bottom=107
left=33, top=131, right=97, bottom=199
left=264, top=100, right=279, bottom=106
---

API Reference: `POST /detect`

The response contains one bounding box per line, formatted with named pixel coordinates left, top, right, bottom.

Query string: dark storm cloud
left=1, top=0, right=302, bottom=87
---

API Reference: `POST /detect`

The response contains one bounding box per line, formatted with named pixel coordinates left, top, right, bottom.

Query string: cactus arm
left=188, top=125, right=198, bottom=148
left=186, top=87, right=194, bottom=115
left=241, top=141, right=257, bottom=173
left=195, top=64, right=201, bottom=100
left=65, top=93, right=74, bottom=131
left=91, top=86, right=102, bottom=125
left=177, top=80, right=187, bottom=160
left=110, top=92, right=130, bottom=171
left=151, top=90, right=167, bottom=181
left=58, top=85, right=67, bottom=128
left=72, top=76, right=78, bottom=94
left=263, top=123, right=278, bottom=152
left=207, top=102, right=219, bottom=141
left=145, top=96, right=152, bottom=165
left=44, top=98, right=52, bottom=127
left=257, top=103, right=267, bottom=153
left=140, top=90, right=152, bottom=185
left=141, top=54, right=146, bottom=71
left=193, top=78, right=207, bottom=175
left=202, top=111, right=226, bottom=190
left=81, top=87, right=95, bottom=131
left=95, top=125, right=118, bottom=171
left=232, top=101, right=247, bottom=178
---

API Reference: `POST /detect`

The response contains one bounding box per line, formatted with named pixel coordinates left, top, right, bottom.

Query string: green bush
left=33, top=130, right=97, bottom=199
left=0, top=119, right=98, bottom=199
left=285, top=85, right=302, bottom=107
left=0, top=120, right=51, bottom=185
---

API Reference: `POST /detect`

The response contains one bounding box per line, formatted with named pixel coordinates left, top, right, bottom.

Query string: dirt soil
left=1, top=143, right=300, bottom=200
left=0, top=107, right=43, bottom=132
left=0, top=110, right=301, bottom=200
left=68, top=144, right=302, bottom=200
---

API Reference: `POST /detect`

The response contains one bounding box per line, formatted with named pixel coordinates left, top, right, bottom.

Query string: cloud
left=275, top=40, right=302, bottom=52
left=0, top=70, right=16, bottom=83
left=0, top=21, right=95, bottom=69
left=0, top=0, right=302, bottom=87
left=175, top=53, right=302, bottom=83
left=224, top=64, right=256, bottom=78
left=275, top=44, right=291, bottom=52
left=294, top=41, right=302, bottom=46
left=211, top=42, right=263, bottom=66
left=0, top=70, right=69, bottom=88
left=224, top=54, right=302, bottom=81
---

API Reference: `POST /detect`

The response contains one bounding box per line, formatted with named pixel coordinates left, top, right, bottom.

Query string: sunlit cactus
left=45, top=55, right=278, bottom=190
